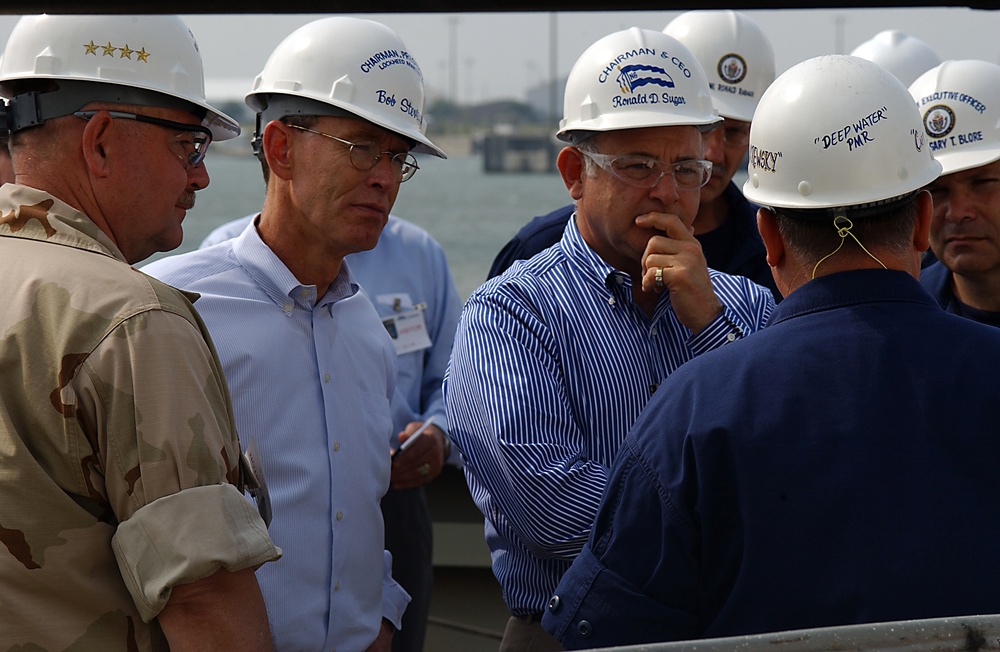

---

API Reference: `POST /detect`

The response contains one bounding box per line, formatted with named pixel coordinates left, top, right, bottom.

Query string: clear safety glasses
left=581, top=151, right=713, bottom=191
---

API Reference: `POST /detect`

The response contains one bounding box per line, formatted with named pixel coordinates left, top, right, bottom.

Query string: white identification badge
left=382, top=308, right=432, bottom=355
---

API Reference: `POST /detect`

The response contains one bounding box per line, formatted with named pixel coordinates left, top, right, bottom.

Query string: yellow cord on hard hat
left=811, top=215, right=887, bottom=279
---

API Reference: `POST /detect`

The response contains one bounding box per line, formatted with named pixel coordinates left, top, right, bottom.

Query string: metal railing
left=584, top=614, right=1000, bottom=652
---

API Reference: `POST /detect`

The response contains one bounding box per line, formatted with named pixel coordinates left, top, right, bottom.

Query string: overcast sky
left=0, top=8, right=996, bottom=104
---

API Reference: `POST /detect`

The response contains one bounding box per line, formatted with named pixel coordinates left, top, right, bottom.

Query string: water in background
left=150, top=153, right=571, bottom=300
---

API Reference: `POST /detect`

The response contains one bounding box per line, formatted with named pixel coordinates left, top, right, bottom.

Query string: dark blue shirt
left=487, top=182, right=781, bottom=301
left=920, top=261, right=1000, bottom=327
left=543, top=269, right=1000, bottom=648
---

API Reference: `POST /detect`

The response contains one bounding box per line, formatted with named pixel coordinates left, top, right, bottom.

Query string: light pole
left=465, top=57, right=475, bottom=105
left=834, top=14, right=847, bottom=54
left=549, top=12, right=559, bottom=124
left=448, top=16, right=459, bottom=104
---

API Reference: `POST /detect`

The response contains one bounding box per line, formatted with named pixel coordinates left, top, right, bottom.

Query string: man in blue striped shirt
left=444, top=27, right=774, bottom=652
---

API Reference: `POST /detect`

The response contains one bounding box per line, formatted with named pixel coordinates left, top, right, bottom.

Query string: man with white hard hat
left=445, top=26, right=774, bottom=651
left=144, top=17, right=445, bottom=651
left=488, top=10, right=781, bottom=302
left=850, top=29, right=941, bottom=87
left=544, top=54, right=1000, bottom=648
left=0, top=14, right=281, bottom=651
left=911, top=59, right=1000, bottom=325
left=664, top=9, right=779, bottom=299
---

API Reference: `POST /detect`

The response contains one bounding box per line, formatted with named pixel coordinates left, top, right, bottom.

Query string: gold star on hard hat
left=135, top=47, right=150, bottom=63
left=100, top=42, right=116, bottom=57
left=118, top=44, right=134, bottom=60
left=83, top=40, right=98, bottom=55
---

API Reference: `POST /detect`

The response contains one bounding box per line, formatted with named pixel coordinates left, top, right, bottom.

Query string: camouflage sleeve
left=74, top=307, right=280, bottom=621
left=112, top=484, right=278, bottom=622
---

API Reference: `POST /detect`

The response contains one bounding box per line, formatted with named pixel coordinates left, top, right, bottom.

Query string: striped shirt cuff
left=687, top=307, right=745, bottom=356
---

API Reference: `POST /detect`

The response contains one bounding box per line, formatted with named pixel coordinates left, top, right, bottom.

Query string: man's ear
left=557, top=146, right=585, bottom=201
left=913, top=189, right=933, bottom=253
left=80, top=111, right=115, bottom=178
left=756, top=207, right=784, bottom=268
left=261, top=120, right=295, bottom=181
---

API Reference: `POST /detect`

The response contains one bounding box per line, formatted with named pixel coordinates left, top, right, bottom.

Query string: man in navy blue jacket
left=543, top=55, right=1000, bottom=649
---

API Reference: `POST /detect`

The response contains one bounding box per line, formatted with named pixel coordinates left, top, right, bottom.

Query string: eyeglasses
left=286, top=124, right=419, bottom=182
left=581, top=151, right=713, bottom=191
left=74, top=110, right=213, bottom=168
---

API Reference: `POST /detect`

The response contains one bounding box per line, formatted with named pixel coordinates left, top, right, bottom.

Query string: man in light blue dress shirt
left=200, top=212, right=463, bottom=652
left=144, top=17, right=447, bottom=652
left=444, top=27, right=775, bottom=651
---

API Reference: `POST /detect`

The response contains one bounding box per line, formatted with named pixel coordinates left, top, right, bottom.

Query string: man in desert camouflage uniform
left=0, top=15, right=280, bottom=651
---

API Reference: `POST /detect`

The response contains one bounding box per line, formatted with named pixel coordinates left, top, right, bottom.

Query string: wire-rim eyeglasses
left=287, top=124, right=420, bottom=183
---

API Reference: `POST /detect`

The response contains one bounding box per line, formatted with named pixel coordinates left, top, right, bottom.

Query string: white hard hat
left=850, top=30, right=940, bottom=89
left=245, top=17, right=444, bottom=158
left=909, top=59, right=1000, bottom=176
left=744, top=55, right=941, bottom=213
left=557, top=26, right=721, bottom=142
left=0, top=14, right=239, bottom=140
left=663, top=10, right=776, bottom=123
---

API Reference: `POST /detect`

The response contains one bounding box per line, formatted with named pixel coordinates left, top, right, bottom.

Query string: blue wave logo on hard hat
left=616, top=63, right=675, bottom=93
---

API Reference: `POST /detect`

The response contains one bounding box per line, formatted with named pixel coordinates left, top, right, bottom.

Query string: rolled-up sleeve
left=112, top=484, right=281, bottom=622
left=77, top=304, right=281, bottom=621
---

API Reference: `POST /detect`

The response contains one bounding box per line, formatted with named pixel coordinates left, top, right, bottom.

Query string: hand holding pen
left=391, top=416, right=436, bottom=460
left=390, top=416, right=446, bottom=490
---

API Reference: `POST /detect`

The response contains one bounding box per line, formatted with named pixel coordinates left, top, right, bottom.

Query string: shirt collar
left=560, top=211, right=675, bottom=316
left=0, top=183, right=128, bottom=263
left=231, top=215, right=359, bottom=311
left=770, top=269, right=936, bottom=327
left=560, top=213, right=629, bottom=291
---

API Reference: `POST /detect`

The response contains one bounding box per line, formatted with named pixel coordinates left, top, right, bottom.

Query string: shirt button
left=726, top=332, right=737, bottom=342
left=334, top=581, right=340, bottom=591
left=577, top=620, right=593, bottom=638
left=548, top=595, right=561, bottom=613
left=283, top=302, right=292, bottom=313
left=648, top=383, right=658, bottom=395
left=324, top=373, right=331, bottom=383
left=333, top=441, right=340, bottom=452
left=607, top=297, right=616, bottom=306
left=336, top=511, right=343, bottom=521
left=650, top=328, right=657, bottom=337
